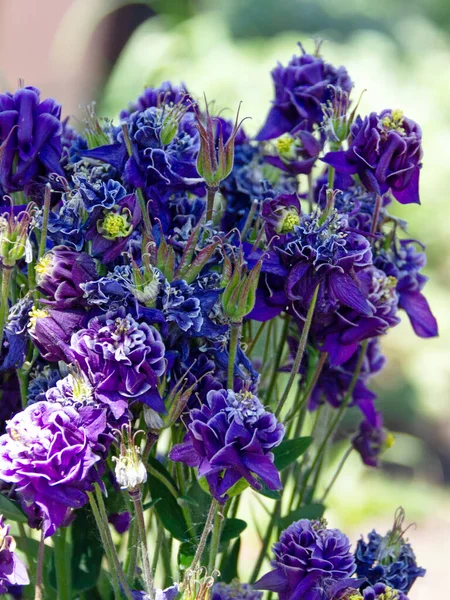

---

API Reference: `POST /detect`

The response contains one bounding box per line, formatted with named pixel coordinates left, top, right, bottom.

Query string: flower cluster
left=0, top=40, right=433, bottom=600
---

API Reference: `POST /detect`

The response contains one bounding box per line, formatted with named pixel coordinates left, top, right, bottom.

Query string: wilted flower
left=170, top=389, right=284, bottom=501
left=0, top=401, right=110, bottom=536
left=0, top=515, right=29, bottom=593
left=255, top=519, right=356, bottom=600
left=113, top=425, right=147, bottom=491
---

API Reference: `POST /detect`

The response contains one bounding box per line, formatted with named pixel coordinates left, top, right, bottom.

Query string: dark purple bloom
left=0, top=515, right=29, bottom=593
left=120, top=81, right=193, bottom=118
left=0, top=86, right=63, bottom=194
left=257, top=44, right=352, bottom=140
left=108, top=511, right=131, bottom=534
left=36, top=246, right=97, bottom=309
left=0, top=401, right=110, bottom=537
left=323, top=110, right=422, bottom=204
left=131, top=584, right=179, bottom=600
left=359, top=582, right=409, bottom=600
left=374, top=239, right=437, bottom=338
left=255, top=519, right=356, bottom=600
left=86, top=193, right=141, bottom=262
left=27, top=366, right=61, bottom=404
left=352, top=411, right=393, bottom=468
left=212, top=581, right=262, bottom=600
left=29, top=307, right=86, bottom=363
left=1, top=297, right=33, bottom=370
left=264, top=130, right=322, bottom=176
left=355, top=513, right=425, bottom=593
left=67, top=308, right=167, bottom=419
left=261, top=192, right=301, bottom=240
left=0, top=371, right=22, bottom=433
left=169, top=389, right=284, bottom=502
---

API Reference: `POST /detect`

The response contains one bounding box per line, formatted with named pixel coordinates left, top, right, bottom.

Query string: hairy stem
left=34, top=530, right=45, bottom=600
left=130, top=489, right=155, bottom=600
left=186, top=499, right=218, bottom=579
left=0, top=267, right=12, bottom=346
left=227, top=322, right=241, bottom=390
left=53, top=527, right=72, bottom=600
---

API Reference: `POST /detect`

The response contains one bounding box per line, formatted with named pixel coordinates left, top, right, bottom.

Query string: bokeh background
left=1, top=0, right=449, bottom=596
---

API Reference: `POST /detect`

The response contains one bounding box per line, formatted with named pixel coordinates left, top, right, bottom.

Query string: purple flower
left=67, top=308, right=167, bottom=419
left=169, top=389, right=284, bottom=502
left=131, top=584, right=179, bottom=600
left=359, top=582, right=409, bottom=600
left=36, top=246, right=97, bottom=309
left=120, top=81, right=192, bottom=118
left=355, top=511, right=425, bottom=594
left=108, top=511, right=131, bottom=534
left=29, top=307, right=86, bottom=363
left=0, top=401, right=110, bottom=537
left=257, top=44, right=352, bottom=140
left=323, top=110, right=422, bottom=204
left=1, top=297, right=33, bottom=370
left=76, top=175, right=127, bottom=213
left=0, top=86, right=63, bottom=194
left=374, top=239, right=437, bottom=338
left=261, top=192, right=301, bottom=240
left=264, top=130, right=322, bottom=176
left=0, top=515, right=29, bottom=593
left=352, top=411, right=393, bottom=468
left=27, top=366, right=61, bottom=404
left=255, top=519, right=356, bottom=600
left=212, top=581, right=262, bottom=600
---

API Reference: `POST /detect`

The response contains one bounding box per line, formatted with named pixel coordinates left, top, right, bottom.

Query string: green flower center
left=275, top=134, right=298, bottom=160
left=381, top=109, right=405, bottom=135
left=280, top=211, right=300, bottom=233
left=99, top=209, right=133, bottom=240
left=35, top=253, right=54, bottom=282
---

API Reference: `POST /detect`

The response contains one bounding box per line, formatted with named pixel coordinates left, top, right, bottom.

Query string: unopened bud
left=113, top=425, right=147, bottom=491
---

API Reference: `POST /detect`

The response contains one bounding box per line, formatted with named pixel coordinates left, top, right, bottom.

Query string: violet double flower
left=169, top=389, right=284, bottom=501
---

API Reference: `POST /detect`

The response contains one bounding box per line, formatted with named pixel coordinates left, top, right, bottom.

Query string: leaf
left=220, top=518, right=247, bottom=542
left=147, top=456, right=179, bottom=492
left=219, top=537, right=241, bottom=583
left=147, top=473, right=189, bottom=541
left=0, top=494, right=28, bottom=523
left=257, top=483, right=281, bottom=500
left=278, top=503, right=325, bottom=530
left=178, top=540, right=196, bottom=571
left=273, top=437, right=313, bottom=471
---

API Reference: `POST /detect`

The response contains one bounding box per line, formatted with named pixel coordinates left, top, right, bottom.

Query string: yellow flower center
left=280, top=211, right=300, bottom=233
left=35, top=253, right=54, bottom=282
left=275, top=134, right=297, bottom=160
left=28, top=307, right=49, bottom=331
left=99, top=209, right=133, bottom=240
left=381, top=109, right=405, bottom=134
left=378, top=588, right=399, bottom=600
left=385, top=431, right=395, bottom=449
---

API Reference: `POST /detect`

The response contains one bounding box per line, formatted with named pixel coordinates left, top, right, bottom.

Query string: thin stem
left=227, top=322, right=241, bottom=390
left=266, top=315, right=290, bottom=404
left=125, top=517, right=138, bottom=583
left=186, top=499, right=218, bottom=578
left=328, top=165, right=335, bottom=190
left=284, top=352, right=328, bottom=424
left=206, top=187, right=217, bottom=223
left=34, top=530, right=45, bottom=600
left=130, top=490, right=155, bottom=600
left=152, top=519, right=164, bottom=574
left=250, top=502, right=281, bottom=583
left=53, top=527, right=72, bottom=600
left=37, top=184, right=51, bottom=260
left=307, top=172, right=314, bottom=213
left=88, top=492, right=122, bottom=600
left=0, top=267, right=12, bottom=345
left=207, top=507, right=222, bottom=572
left=241, top=199, right=258, bottom=240
left=320, top=445, right=354, bottom=503
left=276, top=284, right=320, bottom=418
left=246, top=320, right=267, bottom=357
left=371, top=194, right=382, bottom=237
left=298, top=340, right=368, bottom=505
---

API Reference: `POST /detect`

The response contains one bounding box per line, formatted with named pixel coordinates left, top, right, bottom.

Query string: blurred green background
left=1, top=0, right=449, bottom=595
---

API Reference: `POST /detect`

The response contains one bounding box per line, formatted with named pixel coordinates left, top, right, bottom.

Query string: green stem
left=266, top=315, right=290, bottom=404
left=227, top=322, right=241, bottom=390
left=53, top=527, right=72, bottom=600
left=208, top=503, right=225, bottom=573
left=284, top=352, right=328, bottom=424
left=275, top=284, right=319, bottom=419
left=328, top=165, right=335, bottom=190
left=250, top=502, right=281, bottom=583
left=0, top=267, right=12, bottom=346
left=34, top=530, right=45, bottom=600
left=130, top=490, right=155, bottom=599
left=320, top=445, right=354, bottom=503
left=152, top=519, right=164, bottom=574
left=186, top=499, right=218, bottom=579
left=298, top=340, right=368, bottom=505
left=246, top=320, right=267, bottom=358
left=206, top=187, right=217, bottom=223
left=37, top=184, right=51, bottom=260
left=307, top=172, right=314, bottom=213
left=125, top=517, right=138, bottom=583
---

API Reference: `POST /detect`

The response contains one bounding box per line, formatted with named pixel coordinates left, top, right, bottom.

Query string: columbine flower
left=0, top=86, right=63, bottom=194
left=120, top=80, right=193, bottom=118
left=352, top=411, right=394, bottom=468
left=1, top=296, right=33, bottom=370
left=0, top=515, right=29, bottom=593
left=0, top=401, right=110, bottom=536
left=264, top=130, right=322, bottom=176
left=256, top=43, right=352, bottom=140
left=255, top=519, right=356, bottom=600
left=354, top=509, right=425, bottom=593
left=169, top=389, right=284, bottom=502
left=211, top=581, right=262, bottom=600
left=28, top=307, right=86, bottom=362
left=113, top=425, right=147, bottom=491
left=131, top=584, right=179, bottom=600
left=36, top=246, right=97, bottom=309
left=0, top=205, right=33, bottom=267
left=323, top=110, right=422, bottom=204
left=45, top=371, right=95, bottom=408
left=76, top=175, right=127, bottom=213
left=261, top=191, right=301, bottom=240
left=351, top=582, right=409, bottom=600
left=67, top=308, right=167, bottom=419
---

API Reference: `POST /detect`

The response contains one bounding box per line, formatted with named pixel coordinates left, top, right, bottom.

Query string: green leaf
left=226, top=478, right=249, bottom=498
left=220, top=518, right=247, bottom=542
left=278, top=503, right=325, bottom=530
left=178, top=540, right=196, bottom=571
left=0, top=494, right=28, bottom=522
left=273, top=437, right=313, bottom=471
left=147, top=456, right=178, bottom=492
left=257, top=483, right=281, bottom=500
left=219, top=537, right=241, bottom=583
left=147, top=473, right=189, bottom=541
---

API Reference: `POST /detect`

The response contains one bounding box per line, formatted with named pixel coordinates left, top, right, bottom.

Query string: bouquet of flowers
left=0, top=41, right=436, bottom=600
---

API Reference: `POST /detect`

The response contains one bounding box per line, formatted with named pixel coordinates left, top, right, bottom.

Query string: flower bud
left=113, top=424, right=147, bottom=492
left=0, top=205, right=33, bottom=267
left=221, top=247, right=263, bottom=324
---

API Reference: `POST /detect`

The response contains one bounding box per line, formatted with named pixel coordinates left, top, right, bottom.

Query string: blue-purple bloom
left=0, top=86, right=63, bottom=194
left=323, top=110, right=422, bottom=204
left=211, top=581, right=262, bottom=600
left=352, top=411, right=393, bottom=468
left=67, top=308, right=167, bottom=419
left=255, top=519, right=356, bottom=600
left=0, top=401, right=110, bottom=537
left=0, top=515, right=29, bottom=593
left=169, top=389, right=284, bottom=502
